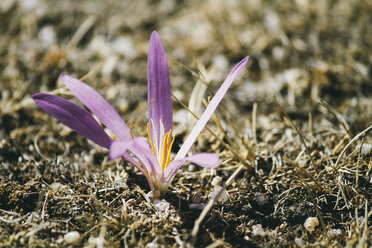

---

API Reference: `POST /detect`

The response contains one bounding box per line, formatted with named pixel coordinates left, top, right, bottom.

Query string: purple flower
left=32, top=31, right=248, bottom=193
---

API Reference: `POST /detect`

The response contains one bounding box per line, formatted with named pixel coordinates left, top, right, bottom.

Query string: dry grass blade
left=284, top=159, right=323, bottom=191
left=171, top=58, right=246, bottom=140
left=171, top=92, right=250, bottom=167
left=203, top=98, right=239, bottom=152
left=333, top=124, right=372, bottom=169
left=317, top=98, right=352, bottom=138
left=79, top=60, right=104, bottom=82
left=67, top=15, right=97, bottom=52
left=252, top=102, right=257, bottom=144
left=8, top=61, right=103, bottom=113
left=273, top=95, right=316, bottom=170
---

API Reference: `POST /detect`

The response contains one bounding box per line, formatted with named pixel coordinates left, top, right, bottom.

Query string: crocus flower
left=32, top=31, right=248, bottom=193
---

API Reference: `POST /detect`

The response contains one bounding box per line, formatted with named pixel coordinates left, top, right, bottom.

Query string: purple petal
left=110, top=140, right=131, bottom=160
left=175, top=56, right=249, bottom=159
left=60, top=74, right=132, bottom=141
left=110, top=140, right=155, bottom=191
left=183, top=153, right=220, bottom=168
left=32, top=93, right=112, bottom=149
left=147, top=31, right=173, bottom=140
left=110, top=138, right=161, bottom=177
left=163, top=153, right=220, bottom=182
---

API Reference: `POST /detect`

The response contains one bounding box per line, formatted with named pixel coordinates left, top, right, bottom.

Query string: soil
left=0, top=0, right=371, bottom=247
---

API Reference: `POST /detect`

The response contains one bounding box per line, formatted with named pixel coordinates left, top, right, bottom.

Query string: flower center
left=147, top=123, right=175, bottom=172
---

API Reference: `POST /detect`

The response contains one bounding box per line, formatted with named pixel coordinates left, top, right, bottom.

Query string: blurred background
left=1, top=0, right=371, bottom=120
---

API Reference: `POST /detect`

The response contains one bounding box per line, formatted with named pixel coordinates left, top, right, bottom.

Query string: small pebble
left=356, top=143, right=372, bottom=156
left=304, top=217, right=319, bottom=232
left=50, top=182, right=62, bottom=191
left=252, top=224, right=266, bottom=236
left=328, top=228, right=342, bottom=237
left=146, top=237, right=158, bottom=248
left=208, top=186, right=229, bottom=203
left=211, top=176, right=223, bottom=187
left=189, top=203, right=206, bottom=210
left=154, top=199, right=170, bottom=212
left=294, top=237, right=304, bottom=246
left=88, top=236, right=104, bottom=247
left=254, top=192, right=267, bottom=206
left=38, top=26, right=56, bottom=47
left=64, top=231, right=81, bottom=245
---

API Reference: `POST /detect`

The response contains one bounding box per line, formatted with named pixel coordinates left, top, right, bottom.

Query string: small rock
left=304, top=217, right=319, bottom=232
left=38, top=26, right=56, bottom=47
left=112, top=36, right=138, bottom=59
left=154, top=199, right=170, bottom=212
left=356, top=143, right=372, bottom=156
left=254, top=192, right=267, bottom=206
left=64, top=231, right=81, bottom=245
left=50, top=182, right=62, bottom=191
left=88, top=236, right=104, bottom=248
left=208, top=186, right=229, bottom=203
left=252, top=224, right=266, bottom=236
left=294, top=237, right=304, bottom=246
left=211, top=176, right=223, bottom=187
left=146, top=237, right=158, bottom=248
left=189, top=203, right=206, bottom=210
left=328, top=228, right=342, bottom=237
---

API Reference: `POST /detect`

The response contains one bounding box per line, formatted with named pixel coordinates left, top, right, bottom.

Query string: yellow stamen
left=129, top=130, right=135, bottom=140
left=147, top=123, right=156, bottom=155
left=166, top=129, right=171, bottom=148
left=147, top=122, right=176, bottom=171
left=164, top=135, right=175, bottom=171
left=161, top=131, right=170, bottom=171
left=148, top=172, right=154, bottom=184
